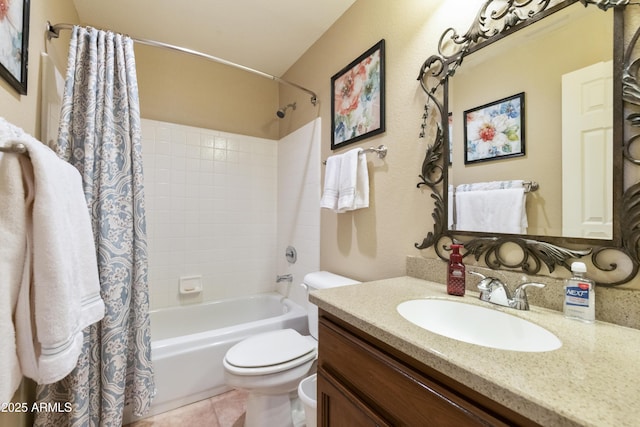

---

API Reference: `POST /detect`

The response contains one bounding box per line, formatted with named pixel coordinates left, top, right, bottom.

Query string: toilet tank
left=303, top=271, right=360, bottom=339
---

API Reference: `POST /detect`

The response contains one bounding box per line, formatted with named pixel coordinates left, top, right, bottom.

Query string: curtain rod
left=46, top=22, right=318, bottom=106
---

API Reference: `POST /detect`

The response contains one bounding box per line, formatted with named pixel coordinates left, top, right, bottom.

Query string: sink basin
left=396, top=299, right=562, bottom=352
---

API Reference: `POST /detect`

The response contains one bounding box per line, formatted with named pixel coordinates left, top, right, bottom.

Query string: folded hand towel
left=352, top=148, right=370, bottom=211
left=0, top=153, right=28, bottom=402
left=320, top=154, right=341, bottom=211
left=337, top=148, right=360, bottom=211
left=337, top=148, right=369, bottom=212
left=0, top=117, right=105, bottom=385
left=321, top=148, right=370, bottom=213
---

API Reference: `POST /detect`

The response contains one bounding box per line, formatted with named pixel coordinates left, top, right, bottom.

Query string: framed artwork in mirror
left=464, top=92, right=525, bottom=164
left=331, top=39, right=385, bottom=150
left=0, top=0, right=30, bottom=95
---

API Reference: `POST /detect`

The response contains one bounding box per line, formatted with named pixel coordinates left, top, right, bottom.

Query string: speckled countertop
left=310, top=276, right=640, bottom=427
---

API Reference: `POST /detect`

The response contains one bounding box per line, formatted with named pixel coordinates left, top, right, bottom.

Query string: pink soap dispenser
left=447, top=244, right=465, bottom=296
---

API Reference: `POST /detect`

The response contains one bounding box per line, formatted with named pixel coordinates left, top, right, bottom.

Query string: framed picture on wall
left=0, top=0, right=30, bottom=95
left=464, top=92, right=525, bottom=164
left=331, top=39, right=385, bottom=150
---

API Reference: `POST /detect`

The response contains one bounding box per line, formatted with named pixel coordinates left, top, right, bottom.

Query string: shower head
left=276, top=102, right=297, bottom=119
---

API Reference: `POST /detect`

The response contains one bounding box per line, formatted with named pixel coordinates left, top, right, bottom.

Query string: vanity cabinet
left=317, top=310, right=540, bottom=427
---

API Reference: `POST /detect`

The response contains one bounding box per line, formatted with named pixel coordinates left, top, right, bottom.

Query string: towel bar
left=0, top=142, right=28, bottom=155
left=322, top=145, right=387, bottom=165
left=523, top=181, right=539, bottom=193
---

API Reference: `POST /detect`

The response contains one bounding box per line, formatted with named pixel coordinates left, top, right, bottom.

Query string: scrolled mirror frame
left=416, top=0, right=640, bottom=286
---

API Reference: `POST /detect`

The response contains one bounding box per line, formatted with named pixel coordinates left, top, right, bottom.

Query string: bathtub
left=126, top=292, right=308, bottom=422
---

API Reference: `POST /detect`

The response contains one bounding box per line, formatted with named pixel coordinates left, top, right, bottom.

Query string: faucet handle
left=469, top=270, right=502, bottom=301
left=469, top=270, right=486, bottom=278
left=511, top=282, right=545, bottom=310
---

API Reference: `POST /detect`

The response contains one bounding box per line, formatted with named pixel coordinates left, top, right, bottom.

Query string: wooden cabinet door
left=318, top=370, right=392, bottom=427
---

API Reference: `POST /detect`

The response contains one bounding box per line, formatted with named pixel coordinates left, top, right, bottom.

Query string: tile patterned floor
left=125, top=389, right=248, bottom=427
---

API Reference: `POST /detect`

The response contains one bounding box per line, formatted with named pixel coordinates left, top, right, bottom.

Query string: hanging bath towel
left=0, top=151, right=27, bottom=402
left=0, top=117, right=105, bottom=385
left=320, top=154, right=342, bottom=211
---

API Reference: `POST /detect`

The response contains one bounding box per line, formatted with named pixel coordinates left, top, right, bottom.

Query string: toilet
left=223, top=271, right=360, bottom=427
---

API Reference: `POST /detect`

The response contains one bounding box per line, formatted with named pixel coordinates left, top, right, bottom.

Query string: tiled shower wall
left=141, top=119, right=279, bottom=309
left=276, top=119, right=321, bottom=310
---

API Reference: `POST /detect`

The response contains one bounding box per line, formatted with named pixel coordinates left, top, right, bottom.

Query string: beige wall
left=134, top=45, right=281, bottom=139
left=282, top=0, right=640, bottom=291
left=0, top=0, right=78, bottom=138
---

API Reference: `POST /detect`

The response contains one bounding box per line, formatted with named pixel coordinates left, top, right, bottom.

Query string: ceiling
left=72, top=0, right=357, bottom=77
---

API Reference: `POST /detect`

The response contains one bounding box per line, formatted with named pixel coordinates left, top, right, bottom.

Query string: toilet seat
left=224, top=329, right=317, bottom=376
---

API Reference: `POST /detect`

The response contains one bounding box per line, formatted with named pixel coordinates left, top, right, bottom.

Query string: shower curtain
left=34, top=26, right=155, bottom=426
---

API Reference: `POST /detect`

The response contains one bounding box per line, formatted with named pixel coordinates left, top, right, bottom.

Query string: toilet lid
left=225, top=329, right=315, bottom=368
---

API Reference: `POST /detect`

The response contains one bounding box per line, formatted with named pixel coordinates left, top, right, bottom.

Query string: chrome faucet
left=469, top=271, right=544, bottom=311
left=276, top=274, right=293, bottom=283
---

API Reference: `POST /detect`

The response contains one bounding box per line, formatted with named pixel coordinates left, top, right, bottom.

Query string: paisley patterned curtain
left=34, top=26, right=155, bottom=426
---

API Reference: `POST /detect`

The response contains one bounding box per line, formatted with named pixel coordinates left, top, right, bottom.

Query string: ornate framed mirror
left=416, top=0, right=640, bottom=286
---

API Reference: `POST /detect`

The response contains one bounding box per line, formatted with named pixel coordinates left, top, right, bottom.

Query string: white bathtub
left=126, top=292, right=308, bottom=422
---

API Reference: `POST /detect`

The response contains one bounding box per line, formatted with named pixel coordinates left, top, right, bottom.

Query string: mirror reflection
left=448, top=4, right=613, bottom=240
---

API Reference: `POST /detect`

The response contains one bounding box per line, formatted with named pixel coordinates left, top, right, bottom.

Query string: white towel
left=0, top=118, right=105, bottom=385
left=351, top=148, right=370, bottom=211
left=456, top=188, right=527, bottom=234
left=0, top=153, right=27, bottom=402
left=320, top=154, right=341, bottom=211
left=337, top=148, right=367, bottom=211
left=321, top=148, right=370, bottom=212
left=336, top=149, right=359, bottom=211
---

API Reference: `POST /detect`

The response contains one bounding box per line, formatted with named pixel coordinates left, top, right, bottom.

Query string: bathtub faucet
left=276, top=274, right=293, bottom=283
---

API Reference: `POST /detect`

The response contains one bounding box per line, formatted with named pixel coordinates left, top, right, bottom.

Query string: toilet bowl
left=223, top=271, right=359, bottom=427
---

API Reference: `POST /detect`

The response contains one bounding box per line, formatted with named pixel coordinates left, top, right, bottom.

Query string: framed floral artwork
left=0, top=0, right=30, bottom=95
left=463, top=92, right=525, bottom=164
left=331, top=39, right=385, bottom=150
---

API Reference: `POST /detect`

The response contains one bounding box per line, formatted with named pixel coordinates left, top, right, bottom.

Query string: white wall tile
left=142, top=119, right=280, bottom=309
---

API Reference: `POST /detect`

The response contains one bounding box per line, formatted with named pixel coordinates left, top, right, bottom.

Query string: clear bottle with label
left=447, top=244, right=465, bottom=296
left=564, top=262, right=595, bottom=323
